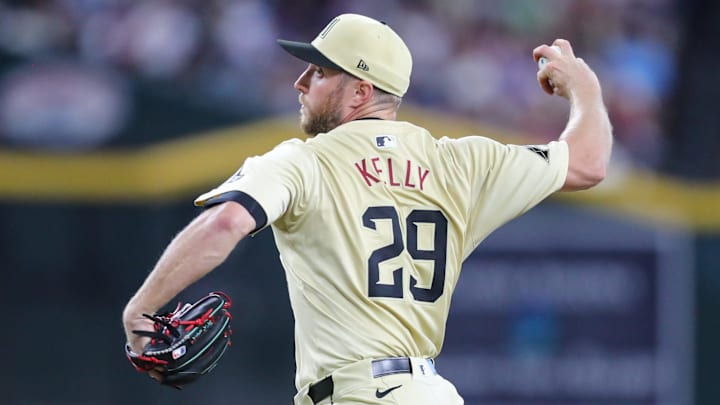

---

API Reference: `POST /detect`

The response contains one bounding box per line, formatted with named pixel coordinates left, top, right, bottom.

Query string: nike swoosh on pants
left=375, top=384, right=402, bottom=399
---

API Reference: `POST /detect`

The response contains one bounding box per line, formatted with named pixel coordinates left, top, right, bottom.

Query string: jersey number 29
left=362, top=206, right=448, bottom=303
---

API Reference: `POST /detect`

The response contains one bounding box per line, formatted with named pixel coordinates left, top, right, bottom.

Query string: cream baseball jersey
left=194, top=119, right=568, bottom=389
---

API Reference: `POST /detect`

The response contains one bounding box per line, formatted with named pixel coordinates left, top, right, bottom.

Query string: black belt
left=308, top=358, right=415, bottom=404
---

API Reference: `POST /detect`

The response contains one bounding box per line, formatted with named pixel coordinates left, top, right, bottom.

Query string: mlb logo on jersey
left=375, top=135, right=397, bottom=148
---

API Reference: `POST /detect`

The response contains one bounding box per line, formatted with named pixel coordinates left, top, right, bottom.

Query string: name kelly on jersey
left=354, top=157, right=430, bottom=190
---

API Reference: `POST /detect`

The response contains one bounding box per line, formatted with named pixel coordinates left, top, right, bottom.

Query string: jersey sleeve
left=193, top=139, right=311, bottom=234
left=444, top=136, right=569, bottom=256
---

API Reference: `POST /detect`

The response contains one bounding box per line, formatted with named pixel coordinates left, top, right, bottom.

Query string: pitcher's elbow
left=587, top=164, right=607, bottom=186
left=562, top=163, right=607, bottom=191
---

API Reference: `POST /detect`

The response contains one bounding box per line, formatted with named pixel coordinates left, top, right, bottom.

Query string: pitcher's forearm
left=124, top=202, right=255, bottom=316
left=559, top=83, right=613, bottom=190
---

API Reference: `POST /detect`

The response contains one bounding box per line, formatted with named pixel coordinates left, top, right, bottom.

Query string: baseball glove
left=125, top=291, right=232, bottom=389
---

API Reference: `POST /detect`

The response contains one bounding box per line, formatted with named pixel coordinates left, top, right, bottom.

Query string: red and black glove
left=125, top=291, right=232, bottom=389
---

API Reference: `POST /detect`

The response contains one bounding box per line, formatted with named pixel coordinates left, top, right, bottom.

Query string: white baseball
left=538, top=45, right=561, bottom=69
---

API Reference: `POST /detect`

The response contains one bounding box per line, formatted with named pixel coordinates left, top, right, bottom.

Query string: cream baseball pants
left=294, top=357, right=464, bottom=405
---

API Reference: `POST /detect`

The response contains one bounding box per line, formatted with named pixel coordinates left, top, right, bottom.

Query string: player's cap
left=277, top=14, right=412, bottom=97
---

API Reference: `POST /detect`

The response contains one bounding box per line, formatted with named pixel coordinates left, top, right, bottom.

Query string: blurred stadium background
left=1, top=0, right=718, bottom=404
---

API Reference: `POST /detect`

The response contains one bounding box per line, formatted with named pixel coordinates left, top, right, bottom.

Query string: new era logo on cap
left=357, top=59, right=369, bottom=71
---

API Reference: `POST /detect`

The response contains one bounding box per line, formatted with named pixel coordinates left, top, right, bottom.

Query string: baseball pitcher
left=123, top=13, right=612, bottom=404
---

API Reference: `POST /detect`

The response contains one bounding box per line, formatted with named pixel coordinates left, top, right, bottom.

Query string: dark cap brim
left=277, top=39, right=343, bottom=71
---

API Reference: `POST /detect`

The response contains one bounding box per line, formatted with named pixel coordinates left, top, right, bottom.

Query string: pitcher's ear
left=350, top=80, right=374, bottom=106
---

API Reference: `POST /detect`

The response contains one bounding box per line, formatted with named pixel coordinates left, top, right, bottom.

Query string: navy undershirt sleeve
left=203, top=191, right=268, bottom=233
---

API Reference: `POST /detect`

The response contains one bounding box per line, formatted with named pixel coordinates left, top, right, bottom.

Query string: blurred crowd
left=0, top=0, right=679, bottom=167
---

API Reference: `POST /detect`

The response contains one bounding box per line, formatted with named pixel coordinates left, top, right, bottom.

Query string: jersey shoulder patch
left=525, top=145, right=550, bottom=163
